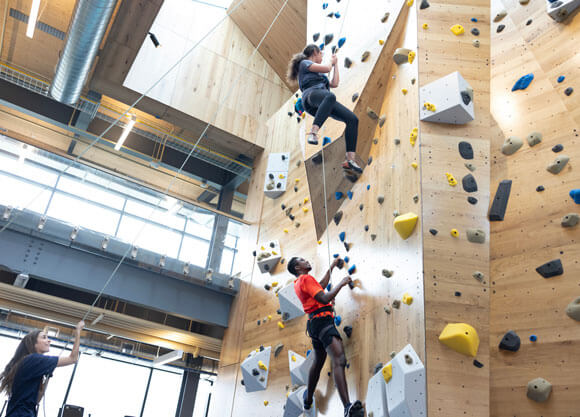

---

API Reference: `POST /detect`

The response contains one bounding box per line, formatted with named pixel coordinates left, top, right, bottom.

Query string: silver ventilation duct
left=49, top=0, right=118, bottom=105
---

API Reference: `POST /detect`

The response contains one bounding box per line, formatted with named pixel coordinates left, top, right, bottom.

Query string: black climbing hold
left=471, top=28, right=480, bottom=36
left=467, top=196, right=478, bottom=205
left=327, top=12, right=334, bottom=18
left=564, top=87, right=574, bottom=96
left=368, top=156, right=373, bottom=165
left=264, top=264, right=270, bottom=271
left=497, top=24, right=505, bottom=33
left=454, top=291, right=462, bottom=297
left=333, top=210, right=343, bottom=225
left=276, top=183, right=282, bottom=188
left=374, top=362, right=383, bottom=375
left=269, top=242, right=275, bottom=248
left=260, top=345, right=264, bottom=351
left=344, top=57, right=352, bottom=68
left=364, top=225, right=369, bottom=232
left=535, top=259, right=563, bottom=278
left=359, top=204, right=364, bottom=211
left=281, top=204, right=286, bottom=210
left=288, top=112, right=293, bottom=117
left=552, top=144, right=563, bottom=153
left=294, top=186, right=298, bottom=192
left=420, top=0, right=430, bottom=9
left=264, top=284, right=271, bottom=291
left=499, top=330, right=521, bottom=352
left=348, top=281, right=354, bottom=289
left=536, top=185, right=545, bottom=192
left=460, top=91, right=472, bottom=106
left=429, top=228, right=438, bottom=235
left=295, top=93, right=299, bottom=98
left=268, top=173, right=274, bottom=179
left=526, top=19, right=533, bottom=25
left=462, top=174, right=478, bottom=193
left=458, top=141, right=474, bottom=159
left=324, top=33, right=334, bottom=45
left=336, top=258, right=344, bottom=269
left=281, top=155, right=286, bottom=160
left=343, top=326, right=353, bottom=338
left=331, top=45, right=337, bottom=54
left=489, top=180, right=512, bottom=221
left=282, top=312, right=290, bottom=320
left=313, top=32, right=320, bottom=42
left=312, top=153, right=322, bottom=164
left=352, top=92, right=359, bottom=102
left=344, top=241, right=351, bottom=252
left=289, top=214, right=295, bottom=221
left=252, top=368, right=260, bottom=376
left=241, top=380, right=245, bottom=385
left=473, top=360, right=484, bottom=368
left=277, top=309, right=281, bottom=314
left=296, top=117, right=301, bottom=123
left=252, top=250, right=257, bottom=256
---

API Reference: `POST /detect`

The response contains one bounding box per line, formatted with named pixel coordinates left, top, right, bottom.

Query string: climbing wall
left=417, top=1, right=492, bottom=416
left=489, top=0, right=580, bottom=414
left=209, top=1, right=424, bottom=416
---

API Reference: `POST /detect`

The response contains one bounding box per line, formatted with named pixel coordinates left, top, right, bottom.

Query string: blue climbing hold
left=367, top=184, right=370, bottom=190
left=322, top=3, right=328, bottom=9
left=347, top=190, right=353, bottom=200
left=570, top=189, right=580, bottom=204
left=344, top=256, right=349, bottom=263
left=338, top=37, right=346, bottom=48
left=339, top=231, right=346, bottom=242
left=335, top=191, right=343, bottom=200
left=294, top=98, right=304, bottom=115
left=348, top=264, right=356, bottom=274
left=306, top=349, right=312, bottom=356
left=511, top=73, right=534, bottom=92
left=326, top=283, right=332, bottom=291
left=557, top=75, right=565, bottom=83
left=334, top=315, right=342, bottom=326
left=334, top=11, right=341, bottom=18
left=529, top=334, right=537, bottom=342
left=471, top=17, right=478, bottom=22
left=333, top=253, right=339, bottom=258
left=319, top=43, right=325, bottom=51
left=323, top=136, right=332, bottom=145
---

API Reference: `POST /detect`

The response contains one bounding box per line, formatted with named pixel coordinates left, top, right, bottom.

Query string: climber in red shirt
left=289, top=256, right=364, bottom=417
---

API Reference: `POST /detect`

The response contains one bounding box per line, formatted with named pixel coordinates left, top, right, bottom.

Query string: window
left=117, top=216, right=182, bottom=258
left=179, top=235, right=210, bottom=267
left=142, top=368, right=183, bottom=417
left=192, top=377, right=215, bottom=417
left=219, top=248, right=234, bottom=275
left=0, top=172, right=51, bottom=213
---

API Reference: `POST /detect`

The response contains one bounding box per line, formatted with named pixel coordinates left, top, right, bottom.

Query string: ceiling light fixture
left=114, top=114, right=136, bottom=151
left=153, top=349, right=183, bottom=366
left=26, top=0, right=41, bottom=39
left=148, top=32, right=161, bottom=48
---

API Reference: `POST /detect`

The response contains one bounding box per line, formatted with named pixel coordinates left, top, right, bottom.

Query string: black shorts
left=306, top=316, right=342, bottom=351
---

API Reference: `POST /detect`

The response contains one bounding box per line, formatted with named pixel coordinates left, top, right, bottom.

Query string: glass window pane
left=193, top=378, right=215, bottom=417
left=47, top=193, right=120, bottom=236
left=179, top=235, right=209, bottom=267
left=67, top=353, right=149, bottom=417
left=219, top=248, right=234, bottom=275
left=57, top=176, right=125, bottom=210
left=117, top=216, right=181, bottom=258
left=142, top=369, right=183, bottom=417
left=0, top=154, right=58, bottom=188
left=124, top=200, right=185, bottom=230
left=0, top=173, right=51, bottom=213
left=185, top=212, right=214, bottom=239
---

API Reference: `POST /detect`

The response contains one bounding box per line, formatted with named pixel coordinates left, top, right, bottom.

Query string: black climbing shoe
left=344, top=400, right=364, bottom=417
left=342, top=160, right=363, bottom=175
left=307, top=132, right=319, bottom=145
left=303, top=389, right=312, bottom=410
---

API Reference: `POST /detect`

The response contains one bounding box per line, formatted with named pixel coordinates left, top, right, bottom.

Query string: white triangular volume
left=283, top=386, right=317, bottom=417
left=256, top=240, right=282, bottom=274
left=240, top=346, right=271, bottom=393
left=264, top=152, right=290, bottom=199
left=419, top=71, right=474, bottom=125
left=547, top=0, right=580, bottom=22
left=288, top=349, right=314, bottom=387
left=366, top=366, right=389, bottom=417
left=385, top=344, right=427, bottom=417
left=278, top=284, right=305, bottom=321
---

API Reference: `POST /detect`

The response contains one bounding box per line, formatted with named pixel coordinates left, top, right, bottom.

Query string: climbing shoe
left=344, top=400, right=365, bottom=417
left=342, top=160, right=363, bottom=175
left=303, top=389, right=312, bottom=410
left=307, top=132, right=319, bottom=145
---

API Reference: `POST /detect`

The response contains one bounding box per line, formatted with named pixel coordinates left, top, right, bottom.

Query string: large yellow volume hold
left=382, top=363, right=393, bottom=383
left=409, top=127, right=418, bottom=146
left=450, top=24, right=465, bottom=36
left=393, top=212, right=418, bottom=240
left=258, top=360, right=268, bottom=371
left=439, top=323, right=480, bottom=356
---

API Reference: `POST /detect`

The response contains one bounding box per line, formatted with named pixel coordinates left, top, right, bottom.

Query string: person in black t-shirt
left=0, top=320, right=84, bottom=417
left=287, top=44, right=363, bottom=176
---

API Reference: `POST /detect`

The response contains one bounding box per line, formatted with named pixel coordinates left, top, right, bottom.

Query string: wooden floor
left=490, top=0, right=580, bottom=415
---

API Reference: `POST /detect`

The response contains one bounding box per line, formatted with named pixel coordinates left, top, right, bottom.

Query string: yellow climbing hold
left=272, top=282, right=278, bottom=287
left=379, top=39, right=385, bottom=45
left=272, top=250, right=278, bottom=255
left=279, top=174, right=285, bottom=179
left=317, top=240, right=322, bottom=245
left=445, top=172, right=457, bottom=186
left=295, top=178, right=300, bottom=183
left=409, top=127, right=418, bottom=146
left=260, top=246, right=265, bottom=250
left=450, top=229, right=459, bottom=237
left=439, top=323, right=480, bottom=357
left=264, top=400, right=269, bottom=406
left=259, top=360, right=268, bottom=371
left=408, top=51, right=416, bottom=64
left=382, top=363, right=393, bottom=383
left=450, top=24, right=465, bottom=36
left=407, top=0, right=414, bottom=7
left=291, top=355, right=296, bottom=362
left=422, top=23, right=429, bottom=29
left=268, top=314, right=272, bottom=320
left=411, top=162, right=418, bottom=169
left=303, top=207, right=309, bottom=213
left=304, top=197, right=309, bottom=204
left=402, top=293, right=413, bottom=305
left=283, top=228, right=289, bottom=233
left=402, top=88, right=408, bottom=95
left=393, top=212, right=418, bottom=240
left=423, top=102, right=436, bottom=112
left=301, top=112, right=306, bottom=119
left=278, top=321, right=285, bottom=329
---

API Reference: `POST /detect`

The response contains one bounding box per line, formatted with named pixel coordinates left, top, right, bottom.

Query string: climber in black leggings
left=287, top=44, right=363, bottom=175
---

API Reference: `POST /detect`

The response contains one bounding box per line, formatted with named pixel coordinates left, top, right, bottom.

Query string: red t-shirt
left=294, top=274, right=332, bottom=317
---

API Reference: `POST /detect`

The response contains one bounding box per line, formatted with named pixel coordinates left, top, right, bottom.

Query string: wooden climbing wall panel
left=418, top=1, right=492, bottom=416
left=209, top=3, right=423, bottom=416
left=490, top=0, right=580, bottom=414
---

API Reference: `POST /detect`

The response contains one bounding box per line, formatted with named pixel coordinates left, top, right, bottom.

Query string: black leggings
left=304, top=89, right=358, bottom=153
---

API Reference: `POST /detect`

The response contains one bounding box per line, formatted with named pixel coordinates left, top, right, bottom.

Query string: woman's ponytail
left=287, top=44, right=321, bottom=85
